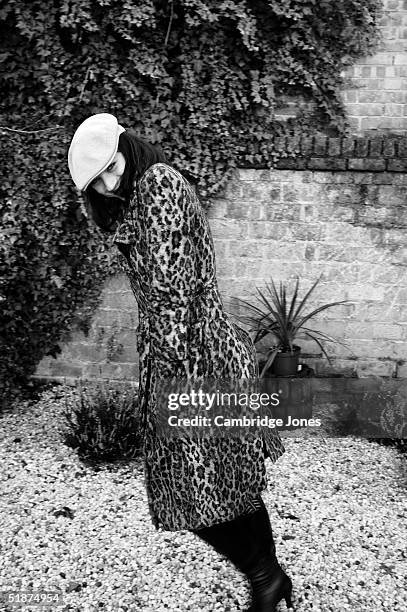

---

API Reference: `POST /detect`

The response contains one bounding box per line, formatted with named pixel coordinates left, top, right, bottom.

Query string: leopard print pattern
left=114, top=163, right=285, bottom=531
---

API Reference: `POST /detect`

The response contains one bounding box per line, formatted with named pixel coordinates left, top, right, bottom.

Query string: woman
left=68, top=113, right=293, bottom=611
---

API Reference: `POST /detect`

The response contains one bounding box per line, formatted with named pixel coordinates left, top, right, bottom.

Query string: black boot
left=192, top=500, right=294, bottom=611
left=192, top=512, right=258, bottom=574
left=246, top=553, right=293, bottom=611
left=245, top=499, right=293, bottom=611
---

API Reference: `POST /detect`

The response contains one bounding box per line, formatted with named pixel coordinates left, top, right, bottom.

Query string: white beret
left=68, top=113, right=126, bottom=191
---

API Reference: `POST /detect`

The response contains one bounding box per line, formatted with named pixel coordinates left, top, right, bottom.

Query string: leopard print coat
left=113, top=163, right=285, bottom=531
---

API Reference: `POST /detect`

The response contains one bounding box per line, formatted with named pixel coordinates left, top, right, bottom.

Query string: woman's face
left=89, top=152, right=126, bottom=197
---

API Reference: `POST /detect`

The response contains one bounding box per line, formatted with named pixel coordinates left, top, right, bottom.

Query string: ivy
left=0, top=0, right=380, bottom=406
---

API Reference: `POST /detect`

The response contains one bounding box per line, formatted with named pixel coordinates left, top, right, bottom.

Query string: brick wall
left=36, top=135, right=407, bottom=382
left=343, top=0, right=407, bottom=133
left=211, top=145, right=407, bottom=379
left=276, top=0, right=407, bottom=133
left=35, top=1, right=407, bottom=383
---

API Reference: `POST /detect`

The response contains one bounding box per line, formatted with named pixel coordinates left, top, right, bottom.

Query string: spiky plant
left=235, top=276, right=349, bottom=377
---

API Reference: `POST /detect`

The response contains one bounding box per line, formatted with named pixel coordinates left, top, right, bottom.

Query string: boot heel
left=283, top=583, right=294, bottom=608
left=282, top=577, right=293, bottom=609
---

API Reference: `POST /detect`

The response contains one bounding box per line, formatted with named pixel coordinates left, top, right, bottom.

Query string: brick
left=210, top=219, right=248, bottom=239
left=344, top=339, right=407, bottom=359
left=377, top=185, right=406, bottom=207
left=352, top=173, right=373, bottom=184
left=360, top=117, right=388, bottom=130
left=84, top=363, right=139, bottom=380
left=357, top=303, right=403, bottom=321
left=225, top=201, right=261, bottom=220
left=368, top=137, right=384, bottom=157
left=393, top=52, right=407, bottom=64
left=228, top=241, right=265, bottom=258
left=373, top=323, right=404, bottom=340
left=361, top=53, right=394, bottom=65
left=261, top=242, right=307, bottom=262
left=396, top=363, right=407, bottom=377
left=240, top=182, right=282, bottom=200
left=366, top=117, right=407, bottom=131
left=247, top=221, right=290, bottom=240
left=355, top=360, right=396, bottom=378
left=285, top=135, right=302, bottom=155
left=64, top=343, right=105, bottom=363
left=92, top=309, right=122, bottom=327
left=273, top=136, right=287, bottom=152
left=49, top=361, right=84, bottom=378
left=346, top=285, right=385, bottom=301
left=311, top=242, right=359, bottom=262
left=237, top=169, right=270, bottom=181
left=263, top=202, right=303, bottom=222
left=371, top=172, right=397, bottom=184
left=269, top=169, right=294, bottom=181
left=354, top=138, right=370, bottom=157
left=310, top=172, right=335, bottom=184
left=222, top=182, right=243, bottom=199
left=351, top=103, right=386, bottom=116
left=207, top=199, right=227, bottom=219
left=307, top=158, right=347, bottom=171
left=327, top=138, right=341, bottom=157
left=281, top=182, right=320, bottom=203
left=387, top=158, right=407, bottom=171
left=348, top=158, right=387, bottom=171
left=287, top=223, right=323, bottom=241
left=358, top=90, right=405, bottom=103
left=398, top=136, right=407, bottom=156
left=384, top=103, right=405, bottom=116
left=108, top=345, right=139, bottom=363
left=395, top=65, right=407, bottom=77
left=368, top=264, right=407, bottom=285
left=100, top=291, right=134, bottom=310
left=345, top=322, right=402, bottom=340
left=213, top=240, right=229, bottom=259
left=343, top=90, right=358, bottom=103
left=324, top=223, right=362, bottom=244
left=231, top=259, right=263, bottom=279
left=304, top=358, right=358, bottom=377
left=328, top=173, right=356, bottom=184
left=376, top=66, right=386, bottom=78
left=393, top=173, right=407, bottom=184
left=105, top=275, right=131, bottom=292
left=274, top=157, right=308, bottom=170
left=347, top=117, right=361, bottom=132
left=313, top=135, right=328, bottom=156
left=387, top=0, right=402, bottom=10
left=341, top=138, right=356, bottom=156
left=383, top=137, right=399, bottom=157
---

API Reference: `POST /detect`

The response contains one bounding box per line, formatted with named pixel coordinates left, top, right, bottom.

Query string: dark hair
left=84, top=130, right=167, bottom=232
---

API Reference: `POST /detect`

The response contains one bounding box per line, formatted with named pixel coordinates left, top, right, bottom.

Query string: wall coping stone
left=241, top=135, right=407, bottom=172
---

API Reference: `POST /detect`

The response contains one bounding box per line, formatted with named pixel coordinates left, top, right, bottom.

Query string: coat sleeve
left=139, top=164, right=196, bottom=367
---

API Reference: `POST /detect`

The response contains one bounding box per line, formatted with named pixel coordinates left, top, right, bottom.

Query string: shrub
left=61, top=381, right=142, bottom=461
left=0, top=129, right=114, bottom=412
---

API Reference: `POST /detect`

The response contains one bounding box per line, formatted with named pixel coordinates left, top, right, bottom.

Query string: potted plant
left=235, top=276, right=348, bottom=377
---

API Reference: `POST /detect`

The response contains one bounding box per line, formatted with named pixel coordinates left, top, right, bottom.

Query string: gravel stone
left=0, top=387, right=406, bottom=611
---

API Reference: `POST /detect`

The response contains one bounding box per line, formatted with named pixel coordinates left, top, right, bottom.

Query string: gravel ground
left=0, top=386, right=406, bottom=612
